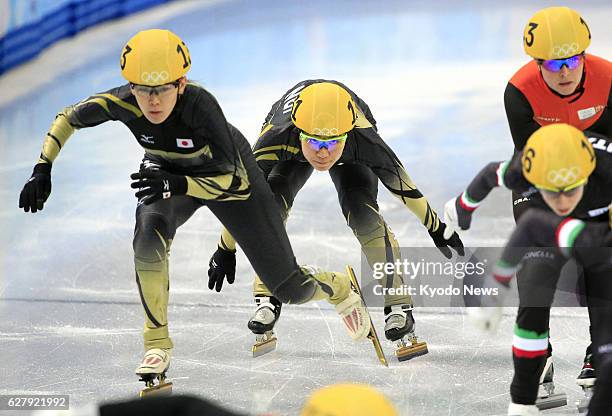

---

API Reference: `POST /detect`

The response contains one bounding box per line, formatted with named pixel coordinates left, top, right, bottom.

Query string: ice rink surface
left=1, top=0, right=612, bottom=414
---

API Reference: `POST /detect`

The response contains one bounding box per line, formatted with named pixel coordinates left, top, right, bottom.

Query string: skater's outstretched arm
left=444, top=152, right=533, bottom=231
left=359, top=133, right=464, bottom=258
left=19, top=85, right=131, bottom=213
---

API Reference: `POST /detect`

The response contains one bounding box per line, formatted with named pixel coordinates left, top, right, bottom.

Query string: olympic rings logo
left=552, top=43, right=579, bottom=58
left=312, top=127, right=339, bottom=136
left=547, top=166, right=581, bottom=187
left=141, top=71, right=169, bottom=84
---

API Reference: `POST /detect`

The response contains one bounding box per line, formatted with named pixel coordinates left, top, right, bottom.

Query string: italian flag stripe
left=555, top=218, right=585, bottom=257
left=496, top=161, right=509, bottom=188
left=512, top=346, right=548, bottom=358
left=493, top=259, right=517, bottom=284
left=514, top=325, right=549, bottom=340
left=459, top=191, right=480, bottom=212
left=513, top=325, right=548, bottom=358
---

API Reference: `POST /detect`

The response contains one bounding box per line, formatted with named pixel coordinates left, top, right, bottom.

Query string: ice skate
left=384, top=305, right=428, bottom=362
left=576, top=352, right=596, bottom=387
left=248, top=296, right=282, bottom=357
left=507, top=402, right=540, bottom=415
left=135, top=348, right=172, bottom=398
left=345, top=265, right=387, bottom=366
left=535, top=356, right=567, bottom=410
left=576, top=353, right=595, bottom=414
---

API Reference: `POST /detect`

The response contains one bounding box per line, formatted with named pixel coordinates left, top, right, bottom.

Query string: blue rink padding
left=0, top=0, right=171, bottom=76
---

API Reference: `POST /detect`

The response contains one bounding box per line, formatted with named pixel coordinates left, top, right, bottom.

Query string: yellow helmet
left=120, top=29, right=191, bottom=86
left=291, top=82, right=357, bottom=137
left=523, top=7, right=591, bottom=60
left=300, top=383, right=399, bottom=416
left=522, top=124, right=595, bottom=192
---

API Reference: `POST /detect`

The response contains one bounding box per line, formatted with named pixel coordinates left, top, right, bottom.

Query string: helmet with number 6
left=300, top=383, right=399, bottom=416
left=291, top=82, right=357, bottom=137
left=120, top=29, right=191, bottom=86
left=522, top=124, right=596, bottom=192
left=523, top=7, right=591, bottom=60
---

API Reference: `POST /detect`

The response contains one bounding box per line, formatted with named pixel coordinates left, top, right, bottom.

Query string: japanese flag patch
left=176, top=138, right=194, bottom=148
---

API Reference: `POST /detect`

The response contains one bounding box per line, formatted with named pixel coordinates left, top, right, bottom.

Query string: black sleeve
left=181, top=88, right=251, bottom=200
left=504, top=83, right=540, bottom=151
left=501, top=210, right=609, bottom=267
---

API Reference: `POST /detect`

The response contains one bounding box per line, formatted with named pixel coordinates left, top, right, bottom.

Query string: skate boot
left=576, top=353, right=595, bottom=414
left=135, top=348, right=172, bottom=397
left=248, top=296, right=282, bottom=357
left=384, top=305, right=428, bottom=362
left=507, top=403, right=540, bottom=415
left=535, top=356, right=567, bottom=410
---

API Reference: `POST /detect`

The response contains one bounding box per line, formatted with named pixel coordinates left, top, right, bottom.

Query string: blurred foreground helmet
left=300, top=383, right=399, bottom=416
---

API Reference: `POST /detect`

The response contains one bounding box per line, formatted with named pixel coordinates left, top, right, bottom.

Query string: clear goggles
left=131, top=81, right=180, bottom=98
left=537, top=179, right=587, bottom=198
left=299, top=132, right=348, bottom=151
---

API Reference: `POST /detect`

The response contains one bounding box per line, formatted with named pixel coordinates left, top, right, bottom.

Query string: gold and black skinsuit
left=219, top=79, right=443, bottom=309
left=35, top=83, right=342, bottom=350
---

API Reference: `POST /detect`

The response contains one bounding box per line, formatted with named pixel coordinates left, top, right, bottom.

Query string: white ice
left=1, top=1, right=611, bottom=415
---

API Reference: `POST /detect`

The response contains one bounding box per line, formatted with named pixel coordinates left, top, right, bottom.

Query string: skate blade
left=396, top=341, right=428, bottom=362
left=346, top=265, right=388, bottom=367
left=252, top=337, right=277, bottom=357
left=577, top=398, right=590, bottom=414
left=139, top=381, right=173, bottom=398
left=535, top=393, right=567, bottom=410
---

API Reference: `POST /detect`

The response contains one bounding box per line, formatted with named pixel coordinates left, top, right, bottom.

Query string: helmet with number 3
left=523, top=7, right=591, bottom=60
left=120, top=29, right=191, bottom=86
left=522, top=124, right=596, bottom=192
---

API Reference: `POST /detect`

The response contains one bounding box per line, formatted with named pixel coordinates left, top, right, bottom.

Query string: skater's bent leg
left=511, top=254, right=564, bottom=405
left=206, top=174, right=320, bottom=304
left=511, top=307, right=551, bottom=405
left=588, top=308, right=612, bottom=415
left=251, top=161, right=312, bottom=301
left=253, top=275, right=274, bottom=297
left=133, top=197, right=200, bottom=351
left=330, top=164, right=411, bottom=308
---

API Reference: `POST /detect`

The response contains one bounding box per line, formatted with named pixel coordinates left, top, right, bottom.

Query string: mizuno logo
left=140, top=135, right=155, bottom=144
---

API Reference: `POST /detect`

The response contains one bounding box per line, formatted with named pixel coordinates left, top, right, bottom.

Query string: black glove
left=19, top=163, right=52, bottom=213
left=130, top=168, right=187, bottom=205
left=207, top=246, right=236, bottom=292
left=429, top=221, right=465, bottom=259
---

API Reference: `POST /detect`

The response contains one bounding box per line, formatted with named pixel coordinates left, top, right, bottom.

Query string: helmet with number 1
left=291, top=82, right=357, bottom=137
left=120, top=29, right=191, bottom=86
left=523, top=7, right=591, bottom=60
left=300, top=383, right=399, bottom=416
left=522, top=124, right=596, bottom=192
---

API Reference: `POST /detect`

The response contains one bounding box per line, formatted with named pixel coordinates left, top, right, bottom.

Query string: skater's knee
left=272, top=269, right=316, bottom=304
left=133, top=214, right=173, bottom=265
left=343, top=202, right=385, bottom=238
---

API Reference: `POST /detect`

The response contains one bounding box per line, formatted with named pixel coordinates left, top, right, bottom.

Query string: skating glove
left=428, top=221, right=465, bottom=259
left=19, top=163, right=52, bottom=213
left=207, top=246, right=236, bottom=292
left=130, top=168, right=187, bottom=205
left=444, top=196, right=473, bottom=231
